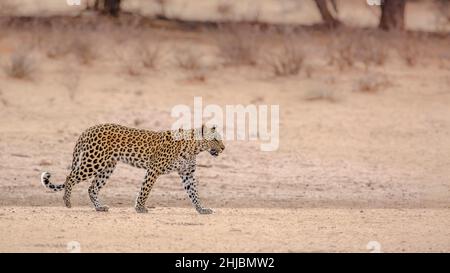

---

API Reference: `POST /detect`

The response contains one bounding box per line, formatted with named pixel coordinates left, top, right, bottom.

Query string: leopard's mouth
left=210, top=149, right=220, bottom=157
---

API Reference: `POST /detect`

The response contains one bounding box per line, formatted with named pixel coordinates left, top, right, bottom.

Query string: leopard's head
left=200, top=125, right=225, bottom=157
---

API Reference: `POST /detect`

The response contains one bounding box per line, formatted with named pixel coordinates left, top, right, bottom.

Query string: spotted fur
left=40, top=123, right=225, bottom=214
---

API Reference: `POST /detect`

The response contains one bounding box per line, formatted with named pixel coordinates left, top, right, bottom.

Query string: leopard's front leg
left=178, top=166, right=213, bottom=215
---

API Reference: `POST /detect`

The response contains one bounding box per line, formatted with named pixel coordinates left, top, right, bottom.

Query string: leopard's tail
left=40, top=172, right=65, bottom=192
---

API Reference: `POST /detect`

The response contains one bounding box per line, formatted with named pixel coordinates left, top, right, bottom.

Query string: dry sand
left=1, top=207, right=449, bottom=252
left=0, top=1, right=449, bottom=253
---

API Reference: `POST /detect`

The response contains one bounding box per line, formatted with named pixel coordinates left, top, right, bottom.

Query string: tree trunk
left=94, top=0, right=99, bottom=10
left=314, top=0, right=340, bottom=28
left=379, top=0, right=406, bottom=31
left=85, top=0, right=99, bottom=10
left=104, top=0, right=121, bottom=16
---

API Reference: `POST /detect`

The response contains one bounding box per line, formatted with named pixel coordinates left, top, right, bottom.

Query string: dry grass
left=0, top=2, right=17, bottom=16
left=45, top=30, right=71, bottom=59
left=115, top=43, right=161, bottom=77
left=155, top=0, right=169, bottom=18
left=46, top=42, right=70, bottom=59
left=397, top=43, right=419, bottom=67
left=355, top=74, right=391, bottom=93
left=0, top=89, right=8, bottom=107
left=435, top=0, right=450, bottom=32
left=186, top=73, right=207, bottom=83
left=216, top=24, right=261, bottom=66
left=328, top=34, right=354, bottom=70
left=122, top=58, right=144, bottom=77
left=357, top=39, right=388, bottom=70
left=217, top=1, right=234, bottom=19
left=174, top=48, right=207, bottom=82
left=126, top=64, right=143, bottom=76
left=265, top=40, right=304, bottom=77
left=328, top=31, right=388, bottom=71
left=140, top=44, right=161, bottom=70
left=3, top=51, right=35, bottom=79
left=133, top=118, right=146, bottom=127
left=174, top=48, right=202, bottom=70
left=60, top=67, right=80, bottom=101
left=303, top=89, right=338, bottom=102
left=71, top=38, right=96, bottom=65
left=305, top=65, right=314, bottom=78
left=114, top=49, right=144, bottom=77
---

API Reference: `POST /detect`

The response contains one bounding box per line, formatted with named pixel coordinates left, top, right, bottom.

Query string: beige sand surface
left=1, top=207, right=449, bottom=252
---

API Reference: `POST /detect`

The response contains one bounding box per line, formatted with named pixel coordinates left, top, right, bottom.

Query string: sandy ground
left=0, top=1, right=449, bottom=253
left=1, top=207, right=449, bottom=252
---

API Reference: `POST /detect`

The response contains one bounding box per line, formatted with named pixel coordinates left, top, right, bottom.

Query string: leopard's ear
left=201, top=124, right=206, bottom=138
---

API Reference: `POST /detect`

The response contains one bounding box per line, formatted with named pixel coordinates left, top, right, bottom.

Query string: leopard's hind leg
left=135, top=169, right=159, bottom=213
left=63, top=146, right=95, bottom=208
left=63, top=171, right=85, bottom=208
left=88, top=160, right=117, bottom=212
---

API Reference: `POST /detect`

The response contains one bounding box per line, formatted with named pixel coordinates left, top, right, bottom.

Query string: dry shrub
left=174, top=48, right=202, bottom=70
left=174, top=48, right=207, bottom=82
left=328, top=31, right=388, bottom=71
left=125, top=62, right=143, bottom=76
left=216, top=24, right=261, bottom=66
left=0, top=89, right=8, bottom=107
left=116, top=43, right=161, bottom=77
left=355, top=74, right=391, bottom=93
left=265, top=40, right=304, bottom=77
left=357, top=39, right=388, bottom=70
left=397, top=43, right=418, bottom=67
left=217, top=2, right=234, bottom=19
left=43, top=27, right=69, bottom=59
left=155, top=0, right=169, bottom=18
left=434, top=0, right=450, bottom=32
left=0, top=2, right=17, bottom=15
left=120, top=53, right=144, bottom=76
left=140, top=44, right=161, bottom=69
left=303, top=89, right=338, bottom=102
left=187, top=73, right=207, bottom=83
left=71, top=38, right=96, bottom=65
left=114, top=48, right=143, bottom=77
left=46, top=42, right=71, bottom=59
left=3, top=51, right=35, bottom=79
left=305, top=65, right=314, bottom=78
left=328, top=36, right=355, bottom=70
left=60, top=66, right=80, bottom=101
left=133, top=118, right=146, bottom=127
left=45, top=31, right=71, bottom=59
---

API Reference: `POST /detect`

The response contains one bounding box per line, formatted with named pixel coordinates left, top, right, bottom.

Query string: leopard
left=40, top=123, right=225, bottom=214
